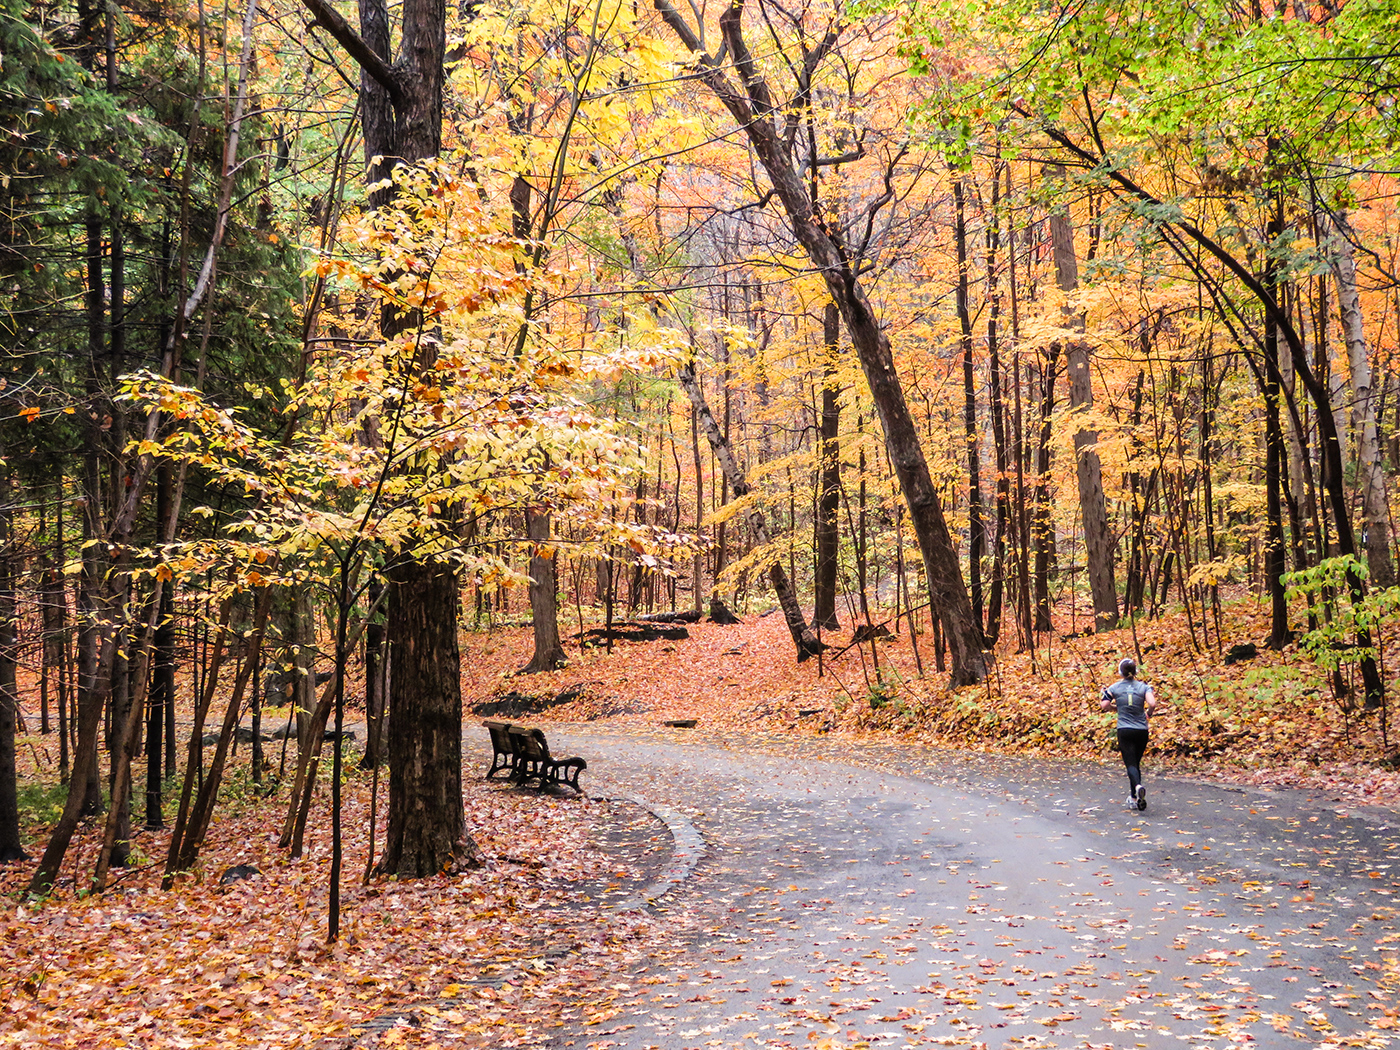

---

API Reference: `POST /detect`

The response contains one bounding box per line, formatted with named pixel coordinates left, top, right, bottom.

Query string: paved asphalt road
left=545, top=727, right=1400, bottom=1050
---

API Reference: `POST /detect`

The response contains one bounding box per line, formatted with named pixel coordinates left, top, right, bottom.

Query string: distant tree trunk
left=1329, top=209, right=1394, bottom=588
left=1262, top=188, right=1289, bottom=649
left=41, top=546, right=69, bottom=781
left=677, top=360, right=822, bottom=659
left=29, top=624, right=114, bottom=894
left=166, top=596, right=271, bottom=877
left=813, top=303, right=841, bottom=631
left=77, top=210, right=106, bottom=820
left=146, top=466, right=173, bottom=829
left=37, top=496, right=51, bottom=736
left=690, top=404, right=704, bottom=615
left=106, top=579, right=132, bottom=868
left=1008, top=165, right=1034, bottom=649
left=292, top=584, right=315, bottom=752
left=359, top=579, right=386, bottom=769
left=985, top=166, right=1009, bottom=646
left=521, top=508, right=566, bottom=672
left=1048, top=181, right=1117, bottom=631
left=953, top=177, right=985, bottom=628
left=1033, top=348, right=1061, bottom=632
left=0, top=463, right=26, bottom=862
left=855, top=413, right=872, bottom=625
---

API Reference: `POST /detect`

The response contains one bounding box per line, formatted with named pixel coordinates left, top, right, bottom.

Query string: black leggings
left=1117, top=728, right=1149, bottom=792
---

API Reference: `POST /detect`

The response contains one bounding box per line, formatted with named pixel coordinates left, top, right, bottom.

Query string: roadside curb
left=602, top=794, right=705, bottom=911
left=331, top=793, right=704, bottom=1047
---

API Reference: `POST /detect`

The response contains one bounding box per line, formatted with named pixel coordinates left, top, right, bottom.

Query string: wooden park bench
left=483, top=719, right=520, bottom=779
left=482, top=720, right=586, bottom=793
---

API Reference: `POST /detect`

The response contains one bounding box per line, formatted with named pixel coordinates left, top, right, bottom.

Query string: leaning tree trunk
left=1047, top=184, right=1118, bottom=632
left=656, top=0, right=986, bottom=683
left=677, top=361, right=823, bottom=659
left=1021, top=111, right=1384, bottom=706
left=1329, top=209, right=1394, bottom=589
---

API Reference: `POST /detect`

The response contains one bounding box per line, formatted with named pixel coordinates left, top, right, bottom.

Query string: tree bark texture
left=1033, top=349, right=1060, bottom=632
left=984, top=167, right=1010, bottom=646
left=1047, top=193, right=1118, bottom=631
left=1263, top=198, right=1290, bottom=649
left=377, top=559, right=473, bottom=877
left=1329, top=209, right=1394, bottom=588
left=521, top=508, right=567, bottom=672
left=307, top=0, right=471, bottom=876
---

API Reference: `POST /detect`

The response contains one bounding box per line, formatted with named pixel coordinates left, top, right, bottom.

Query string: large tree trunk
left=813, top=303, right=841, bottom=631
left=1047, top=186, right=1118, bottom=631
left=376, top=559, right=475, bottom=876
left=656, top=0, right=986, bottom=683
left=1329, top=209, right=1393, bottom=588
left=304, top=0, right=473, bottom=877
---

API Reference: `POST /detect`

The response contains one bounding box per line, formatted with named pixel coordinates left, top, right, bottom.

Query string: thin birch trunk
left=1329, top=209, right=1393, bottom=587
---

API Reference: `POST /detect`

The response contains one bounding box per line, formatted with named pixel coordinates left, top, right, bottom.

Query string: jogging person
left=1099, top=657, right=1156, bottom=810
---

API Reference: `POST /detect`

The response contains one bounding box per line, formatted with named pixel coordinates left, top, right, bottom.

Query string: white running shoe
left=1136, top=784, right=1147, bottom=811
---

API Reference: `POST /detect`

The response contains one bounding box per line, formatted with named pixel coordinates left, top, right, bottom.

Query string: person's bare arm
left=1144, top=686, right=1157, bottom=715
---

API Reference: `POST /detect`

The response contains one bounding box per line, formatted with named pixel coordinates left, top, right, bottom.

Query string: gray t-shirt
left=1104, top=678, right=1151, bottom=731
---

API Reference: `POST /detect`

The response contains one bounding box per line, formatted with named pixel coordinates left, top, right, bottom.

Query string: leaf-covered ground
left=463, top=596, right=1400, bottom=805
left=3, top=595, right=1398, bottom=1047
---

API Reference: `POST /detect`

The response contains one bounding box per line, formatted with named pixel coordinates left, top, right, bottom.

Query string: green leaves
left=1284, top=555, right=1400, bottom=682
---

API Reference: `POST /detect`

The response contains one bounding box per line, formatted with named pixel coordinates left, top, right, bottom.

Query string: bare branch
left=300, top=0, right=404, bottom=105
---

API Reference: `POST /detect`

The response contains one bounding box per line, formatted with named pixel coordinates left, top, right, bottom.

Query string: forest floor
left=3, top=592, right=1399, bottom=1047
